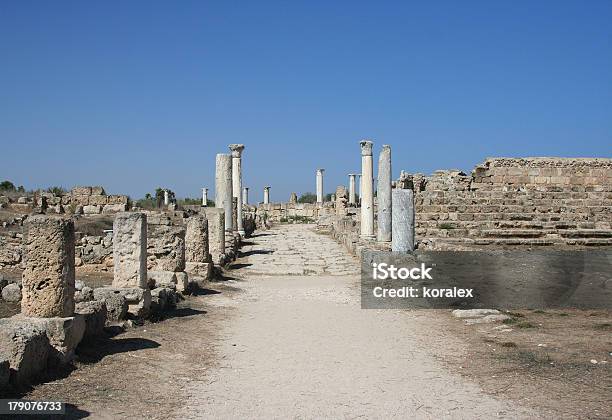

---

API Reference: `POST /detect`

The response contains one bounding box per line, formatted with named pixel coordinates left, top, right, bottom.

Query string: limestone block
left=90, top=186, right=105, bottom=195
left=22, top=215, right=75, bottom=318
left=74, top=286, right=94, bottom=303
left=89, top=195, right=108, bottom=206
left=147, top=270, right=177, bottom=288
left=83, top=205, right=102, bottom=214
left=75, top=300, right=107, bottom=339
left=102, top=203, right=128, bottom=213
left=113, top=212, right=147, bottom=288
left=175, top=272, right=189, bottom=293
left=93, top=287, right=150, bottom=319
left=72, top=186, right=92, bottom=196
left=72, top=195, right=90, bottom=205
left=24, top=315, right=85, bottom=364
left=147, top=225, right=186, bottom=272
left=107, top=195, right=129, bottom=205
left=0, top=318, right=50, bottom=385
left=185, top=262, right=212, bottom=279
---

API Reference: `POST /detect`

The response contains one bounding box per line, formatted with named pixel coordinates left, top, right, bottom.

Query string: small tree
left=0, top=180, right=16, bottom=191
left=47, top=186, right=66, bottom=196
left=298, top=192, right=317, bottom=203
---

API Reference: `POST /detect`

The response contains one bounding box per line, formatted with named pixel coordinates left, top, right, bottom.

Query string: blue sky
left=1, top=1, right=610, bottom=201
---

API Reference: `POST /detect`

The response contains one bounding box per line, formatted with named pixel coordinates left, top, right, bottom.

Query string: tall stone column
left=243, top=187, right=249, bottom=205
left=21, top=215, right=75, bottom=317
left=316, top=169, right=325, bottom=203
left=392, top=189, right=415, bottom=252
left=348, top=174, right=357, bottom=205
left=164, top=190, right=170, bottom=206
left=203, top=208, right=225, bottom=265
left=357, top=174, right=362, bottom=204
left=112, top=212, right=148, bottom=288
left=215, top=153, right=233, bottom=231
left=263, top=186, right=271, bottom=204
left=202, top=188, right=208, bottom=206
left=377, top=145, right=392, bottom=242
left=229, top=144, right=245, bottom=235
left=360, top=140, right=375, bottom=239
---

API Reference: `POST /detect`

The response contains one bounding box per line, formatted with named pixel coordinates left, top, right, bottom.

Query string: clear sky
left=1, top=1, right=610, bottom=201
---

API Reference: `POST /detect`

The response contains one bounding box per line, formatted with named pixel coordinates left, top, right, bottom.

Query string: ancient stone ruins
left=0, top=141, right=611, bottom=391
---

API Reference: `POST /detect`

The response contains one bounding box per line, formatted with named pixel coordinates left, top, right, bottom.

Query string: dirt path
left=180, top=224, right=535, bottom=418
left=24, top=224, right=538, bottom=418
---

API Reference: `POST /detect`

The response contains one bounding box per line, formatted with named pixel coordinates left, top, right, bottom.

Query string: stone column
left=360, top=140, right=375, bottom=239
left=185, top=214, right=212, bottom=278
left=357, top=174, right=362, bottom=204
left=289, top=192, right=297, bottom=204
left=243, top=187, right=249, bottom=205
left=377, top=145, right=392, bottom=242
left=392, top=189, right=415, bottom=252
left=263, top=186, right=270, bottom=204
left=316, top=169, right=325, bottom=203
left=229, top=144, right=245, bottom=235
left=21, top=215, right=75, bottom=317
left=112, top=212, right=148, bottom=288
left=215, top=153, right=233, bottom=231
left=348, top=174, right=357, bottom=205
left=203, top=208, right=225, bottom=265
left=164, top=190, right=170, bottom=206
left=202, top=188, right=208, bottom=206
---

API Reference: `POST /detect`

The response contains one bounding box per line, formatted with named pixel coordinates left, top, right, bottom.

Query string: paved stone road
left=237, top=224, right=359, bottom=276
left=181, top=224, right=534, bottom=419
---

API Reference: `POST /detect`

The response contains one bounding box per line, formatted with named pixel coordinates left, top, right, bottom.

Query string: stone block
left=90, top=186, right=105, bottom=195
left=185, top=262, right=212, bottom=280
left=72, top=186, right=92, bottom=196
left=175, top=272, right=189, bottom=293
left=75, top=300, right=107, bottom=339
left=23, top=315, right=85, bottom=364
left=88, top=195, right=108, bottom=206
left=107, top=195, right=129, bottom=205
left=83, top=205, right=102, bottom=214
left=93, top=287, right=150, bottom=319
left=102, top=203, right=128, bottom=214
left=147, top=225, right=186, bottom=272
left=113, top=212, right=147, bottom=288
left=22, top=215, right=75, bottom=318
left=0, top=318, right=50, bottom=385
left=147, top=270, right=177, bottom=288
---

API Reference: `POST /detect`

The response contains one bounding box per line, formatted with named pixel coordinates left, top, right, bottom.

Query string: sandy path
left=181, top=224, right=535, bottom=418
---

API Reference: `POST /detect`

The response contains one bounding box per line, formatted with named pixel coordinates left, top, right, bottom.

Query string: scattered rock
left=75, top=286, right=94, bottom=303
left=2, top=283, right=22, bottom=302
left=452, top=309, right=501, bottom=318
left=0, top=318, right=50, bottom=385
left=75, top=280, right=85, bottom=291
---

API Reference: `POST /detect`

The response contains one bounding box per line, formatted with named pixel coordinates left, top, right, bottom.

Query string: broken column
left=316, top=168, right=325, bottom=203
left=348, top=174, right=357, bottom=205
left=215, top=153, right=233, bottom=231
left=360, top=140, right=375, bottom=239
left=335, top=186, right=348, bottom=216
left=392, top=189, right=415, bottom=252
left=164, top=190, right=170, bottom=206
left=22, top=215, right=76, bottom=317
left=112, top=212, right=147, bottom=288
left=243, top=187, right=249, bottom=205
left=17, top=215, right=86, bottom=366
left=185, top=214, right=212, bottom=279
left=202, top=188, right=208, bottom=206
left=289, top=192, right=298, bottom=204
left=94, top=212, right=151, bottom=319
left=377, top=145, right=392, bottom=242
left=229, top=144, right=245, bottom=235
left=146, top=214, right=189, bottom=294
left=203, top=207, right=226, bottom=265
left=263, top=186, right=271, bottom=204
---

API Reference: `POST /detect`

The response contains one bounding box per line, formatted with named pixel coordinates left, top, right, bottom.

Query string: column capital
left=316, top=168, right=325, bottom=174
left=381, top=144, right=391, bottom=151
left=229, top=144, right=245, bottom=158
left=360, top=140, right=373, bottom=156
left=264, top=186, right=271, bottom=190
left=348, top=173, right=357, bottom=177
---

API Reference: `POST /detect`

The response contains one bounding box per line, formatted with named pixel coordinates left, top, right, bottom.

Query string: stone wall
left=402, top=158, right=612, bottom=248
